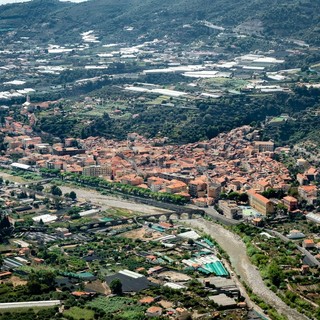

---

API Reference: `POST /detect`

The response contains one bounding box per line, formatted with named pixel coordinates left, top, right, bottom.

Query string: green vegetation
left=59, top=172, right=187, bottom=205
left=64, top=307, right=95, bottom=320
left=0, top=307, right=59, bottom=320
left=0, top=214, right=13, bottom=243
left=35, top=86, right=320, bottom=146
left=109, top=278, right=122, bottom=295
left=87, top=296, right=145, bottom=319
left=1, top=0, right=320, bottom=45
left=27, top=270, right=56, bottom=294
left=8, top=170, right=42, bottom=181
left=0, top=169, right=41, bottom=184
left=102, top=207, right=136, bottom=219
left=0, top=279, right=67, bottom=304
left=242, top=282, right=287, bottom=320
left=51, top=185, right=62, bottom=197
left=233, top=223, right=320, bottom=319
left=69, top=191, right=77, bottom=200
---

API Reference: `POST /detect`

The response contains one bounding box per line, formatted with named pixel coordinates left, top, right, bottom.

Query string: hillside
left=0, top=0, right=319, bottom=45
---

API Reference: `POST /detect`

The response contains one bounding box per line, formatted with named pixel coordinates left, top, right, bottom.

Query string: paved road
left=59, top=185, right=171, bottom=215
left=187, top=205, right=241, bottom=226
left=266, top=229, right=320, bottom=268
left=185, top=219, right=309, bottom=320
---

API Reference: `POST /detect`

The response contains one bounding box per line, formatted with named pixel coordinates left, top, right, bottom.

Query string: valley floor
left=185, top=219, right=309, bottom=320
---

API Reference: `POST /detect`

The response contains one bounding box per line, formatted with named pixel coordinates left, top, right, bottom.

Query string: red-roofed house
left=298, top=185, right=317, bottom=204
left=282, top=196, right=298, bottom=212
left=302, top=239, right=315, bottom=249
left=139, top=297, right=155, bottom=305
left=146, top=306, right=162, bottom=317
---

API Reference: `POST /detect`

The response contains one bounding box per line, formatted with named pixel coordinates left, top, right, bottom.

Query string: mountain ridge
left=0, top=0, right=319, bottom=45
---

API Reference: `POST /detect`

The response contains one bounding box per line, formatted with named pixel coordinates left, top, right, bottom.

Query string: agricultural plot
left=64, top=307, right=95, bottom=320
left=87, top=296, right=146, bottom=319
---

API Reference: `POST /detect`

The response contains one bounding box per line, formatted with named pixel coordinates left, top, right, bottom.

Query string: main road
left=185, top=219, right=309, bottom=320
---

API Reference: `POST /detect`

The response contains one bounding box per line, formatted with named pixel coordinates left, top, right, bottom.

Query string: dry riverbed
left=185, top=219, right=308, bottom=320
left=59, top=185, right=170, bottom=215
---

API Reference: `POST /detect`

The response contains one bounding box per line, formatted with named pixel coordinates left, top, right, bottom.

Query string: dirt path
left=185, top=219, right=309, bottom=320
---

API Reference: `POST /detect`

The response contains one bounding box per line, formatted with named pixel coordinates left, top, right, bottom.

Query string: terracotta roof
left=71, top=291, right=91, bottom=297
left=300, top=185, right=317, bottom=191
left=248, top=189, right=270, bottom=204
left=147, top=306, right=162, bottom=314
left=139, top=296, right=155, bottom=304
left=283, top=196, right=297, bottom=202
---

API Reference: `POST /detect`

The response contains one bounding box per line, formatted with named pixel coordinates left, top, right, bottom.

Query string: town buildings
left=4, top=119, right=313, bottom=215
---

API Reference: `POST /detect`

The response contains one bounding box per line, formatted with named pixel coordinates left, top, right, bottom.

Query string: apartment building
left=83, top=165, right=112, bottom=177
left=298, top=185, right=317, bottom=205
left=254, top=141, right=274, bottom=152
left=247, top=189, right=274, bottom=215
left=218, top=200, right=241, bottom=219
left=282, top=196, right=298, bottom=212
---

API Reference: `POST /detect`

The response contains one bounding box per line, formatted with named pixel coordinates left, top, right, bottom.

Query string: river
left=185, top=219, right=309, bottom=320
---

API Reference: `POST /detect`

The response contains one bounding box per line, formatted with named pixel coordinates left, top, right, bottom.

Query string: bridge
left=18, top=178, right=53, bottom=187
left=79, top=208, right=205, bottom=231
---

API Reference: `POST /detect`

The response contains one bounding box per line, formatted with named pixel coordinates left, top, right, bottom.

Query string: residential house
left=193, top=197, right=213, bottom=207
left=282, top=196, right=298, bottom=212
left=120, top=174, right=144, bottom=186
left=255, top=179, right=271, bottom=192
left=298, top=185, right=317, bottom=205
left=305, top=167, right=318, bottom=182
left=188, top=178, right=207, bottom=197
left=165, top=180, right=187, bottom=194
left=297, top=173, right=309, bottom=186
left=302, top=239, right=315, bottom=249
left=146, top=306, right=163, bottom=317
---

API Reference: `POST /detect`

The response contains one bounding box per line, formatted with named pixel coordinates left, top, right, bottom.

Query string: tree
left=187, top=238, right=195, bottom=246
left=18, top=191, right=28, bottom=199
left=110, top=278, right=122, bottom=295
left=51, top=185, right=62, bottom=196
left=35, top=184, right=44, bottom=192
left=27, top=270, right=56, bottom=294
left=262, top=188, right=284, bottom=199
left=238, top=193, right=249, bottom=203
left=277, top=203, right=288, bottom=215
left=267, top=261, right=284, bottom=288
left=53, top=198, right=63, bottom=209
left=0, top=214, right=12, bottom=243
left=69, top=191, right=77, bottom=200
left=71, top=213, right=81, bottom=220
left=228, top=191, right=240, bottom=201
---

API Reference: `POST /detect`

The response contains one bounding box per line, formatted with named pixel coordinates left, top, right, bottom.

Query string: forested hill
left=0, top=0, right=319, bottom=45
